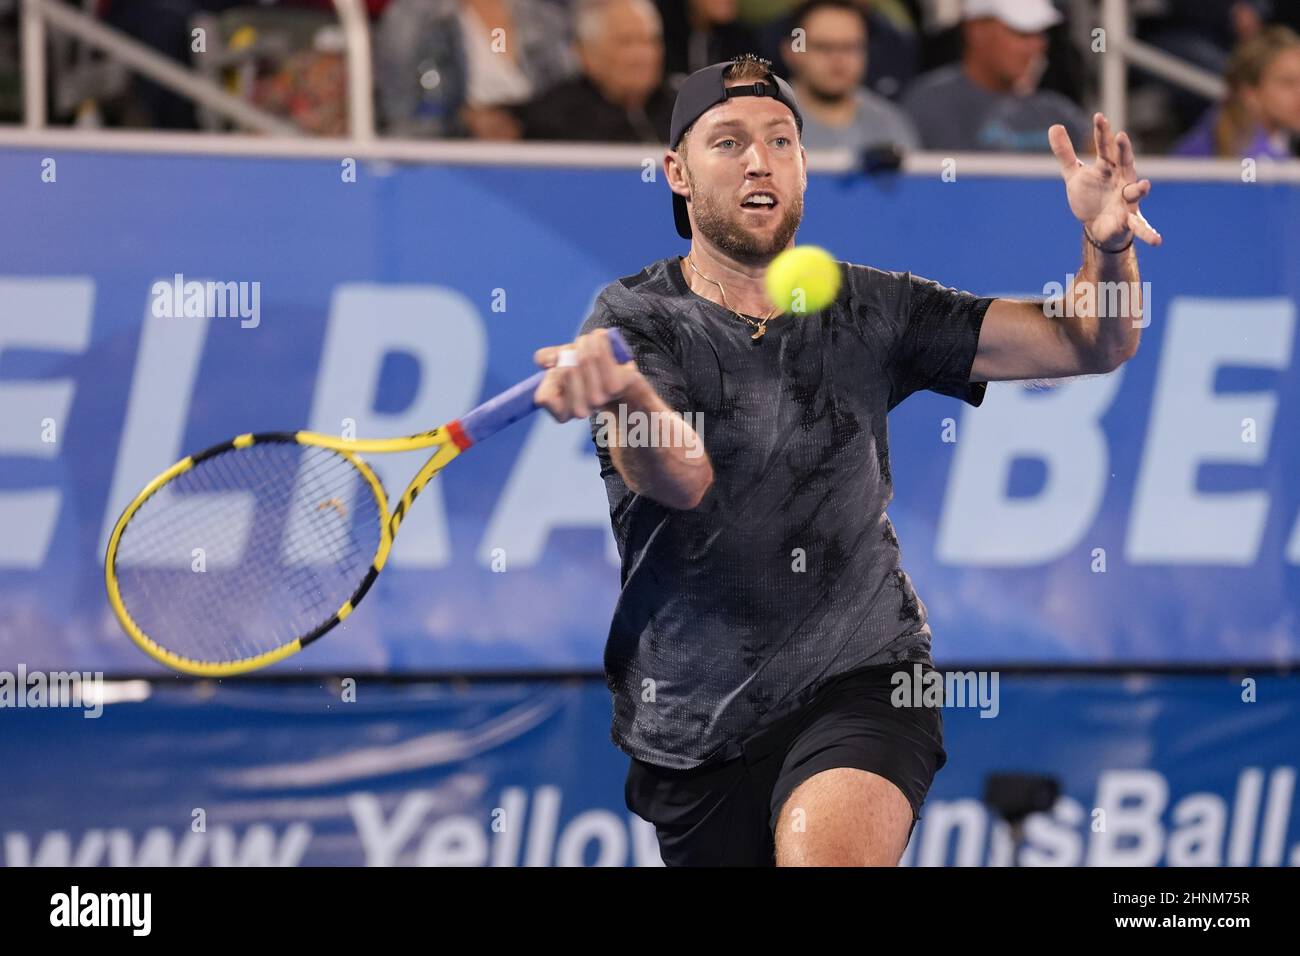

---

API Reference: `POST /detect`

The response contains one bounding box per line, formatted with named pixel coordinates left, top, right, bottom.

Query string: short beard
left=684, top=164, right=803, bottom=264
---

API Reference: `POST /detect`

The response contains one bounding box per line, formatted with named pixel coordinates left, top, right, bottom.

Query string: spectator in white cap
left=901, top=0, right=1090, bottom=152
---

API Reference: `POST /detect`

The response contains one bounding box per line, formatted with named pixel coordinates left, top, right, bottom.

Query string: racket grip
left=605, top=328, right=632, bottom=363
left=459, top=329, right=633, bottom=445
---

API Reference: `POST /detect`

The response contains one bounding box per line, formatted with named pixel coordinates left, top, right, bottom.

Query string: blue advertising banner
left=0, top=147, right=1297, bottom=672
left=0, top=674, right=1295, bottom=866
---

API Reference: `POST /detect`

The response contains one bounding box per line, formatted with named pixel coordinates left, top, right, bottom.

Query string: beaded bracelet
left=1084, top=226, right=1135, bottom=254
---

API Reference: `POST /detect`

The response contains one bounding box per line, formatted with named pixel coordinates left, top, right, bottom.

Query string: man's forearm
left=598, top=378, right=713, bottom=510
left=1071, top=232, right=1144, bottom=371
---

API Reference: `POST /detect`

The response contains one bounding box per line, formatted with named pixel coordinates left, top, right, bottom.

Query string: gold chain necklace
left=685, top=255, right=778, bottom=341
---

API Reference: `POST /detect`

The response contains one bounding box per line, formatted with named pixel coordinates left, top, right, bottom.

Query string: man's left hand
left=1049, top=112, right=1163, bottom=251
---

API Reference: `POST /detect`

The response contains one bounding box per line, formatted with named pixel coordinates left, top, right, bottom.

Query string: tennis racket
left=105, top=329, right=631, bottom=676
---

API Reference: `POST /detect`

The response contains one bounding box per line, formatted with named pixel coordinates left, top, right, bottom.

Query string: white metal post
left=333, top=0, right=375, bottom=141
left=21, top=0, right=47, bottom=128
left=1100, top=0, right=1127, bottom=129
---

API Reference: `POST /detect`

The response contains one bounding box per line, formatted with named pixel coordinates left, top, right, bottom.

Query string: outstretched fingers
left=1128, top=207, right=1163, bottom=246
left=1115, top=130, right=1139, bottom=183
left=1049, top=123, right=1081, bottom=176
left=1094, top=112, right=1120, bottom=168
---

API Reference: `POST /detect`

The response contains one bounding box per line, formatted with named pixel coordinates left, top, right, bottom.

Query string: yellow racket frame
left=104, top=428, right=462, bottom=676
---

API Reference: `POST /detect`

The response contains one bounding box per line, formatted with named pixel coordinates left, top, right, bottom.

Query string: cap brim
left=964, top=5, right=1062, bottom=32
left=673, top=193, right=692, bottom=239
left=1009, top=11, right=1062, bottom=31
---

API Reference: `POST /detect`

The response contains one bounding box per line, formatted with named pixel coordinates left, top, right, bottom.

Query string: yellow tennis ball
left=765, top=245, right=842, bottom=315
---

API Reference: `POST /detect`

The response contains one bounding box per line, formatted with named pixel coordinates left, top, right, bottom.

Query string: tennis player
left=533, top=54, right=1160, bottom=867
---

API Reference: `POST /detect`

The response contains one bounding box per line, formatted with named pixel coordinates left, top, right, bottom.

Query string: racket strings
left=121, top=445, right=375, bottom=662
left=122, top=448, right=309, bottom=662
left=113, top=441, right=384, bottom=665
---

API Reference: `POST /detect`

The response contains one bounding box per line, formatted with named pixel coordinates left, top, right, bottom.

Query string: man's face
left=787, top=8, right=867, bottom=98
left=670, top=91, right=807, bottom=262
left=966, top=17, right=1047, bottom=90
left=581, top=0, right=664, bottom=102
left=690, top=0, right=737, bottom=26
left=1252, top=47, right=1300, bottom=134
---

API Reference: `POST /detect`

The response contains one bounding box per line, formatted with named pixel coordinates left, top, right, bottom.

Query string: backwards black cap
left=669, top=55, right=804, bottom=240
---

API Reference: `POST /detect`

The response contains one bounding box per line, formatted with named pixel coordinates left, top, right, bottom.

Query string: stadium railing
left=15, top=0, right=1228, bottom=144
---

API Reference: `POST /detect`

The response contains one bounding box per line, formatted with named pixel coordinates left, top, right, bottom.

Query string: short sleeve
left=886, top=273, right=993, bottom=411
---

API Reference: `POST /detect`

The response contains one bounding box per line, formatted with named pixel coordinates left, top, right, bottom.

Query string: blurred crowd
left=2, top=0, right=1299, bottom=158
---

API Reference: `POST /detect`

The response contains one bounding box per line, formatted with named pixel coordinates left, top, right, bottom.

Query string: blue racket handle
left=458, top=329, right=632, bottom=445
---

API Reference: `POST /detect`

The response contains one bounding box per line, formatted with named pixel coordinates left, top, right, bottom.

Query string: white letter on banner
left=311, top=285, right=485, bottom=567
left=480, top=416, right=620, bottom=567
left=937, top=375, right=1121, bottom=565
left=0, top=278, right=93, bottom=567
left=1128, top=297, right=1295, bottom=565
left=1087, top=770, right=1167, bottom=866
left=99, top=284, right=239, bottom=567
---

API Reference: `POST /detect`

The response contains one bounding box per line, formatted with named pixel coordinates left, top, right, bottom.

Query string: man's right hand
left=534, top=328, right=645, bottom=422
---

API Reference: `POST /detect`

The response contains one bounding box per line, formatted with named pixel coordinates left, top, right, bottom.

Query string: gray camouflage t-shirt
left=901, top=65, right=1091, bottom=153
left=580, top=256, right=991, bottom=769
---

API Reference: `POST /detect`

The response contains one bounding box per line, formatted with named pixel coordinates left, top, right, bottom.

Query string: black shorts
left=623, top=661, right=947, bottom=866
